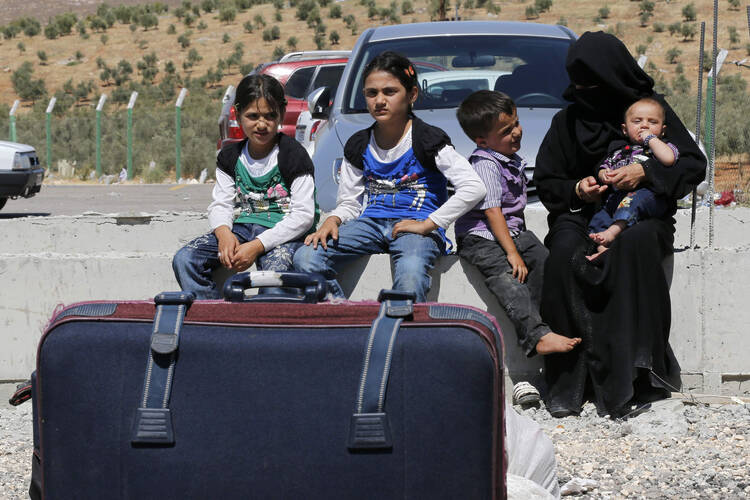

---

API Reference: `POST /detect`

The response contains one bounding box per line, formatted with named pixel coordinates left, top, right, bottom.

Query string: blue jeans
left=172, top=223, right=301, bottom=299
left=293, top=217, right=444, bottom=302
left=589, top=188, right=669, bottom=234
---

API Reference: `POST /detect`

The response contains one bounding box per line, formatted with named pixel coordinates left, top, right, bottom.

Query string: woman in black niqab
left=533, top=32, right=706, bottom=417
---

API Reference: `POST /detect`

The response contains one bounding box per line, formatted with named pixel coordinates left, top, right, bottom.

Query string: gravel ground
left=1, top=384, right=747, bottom=499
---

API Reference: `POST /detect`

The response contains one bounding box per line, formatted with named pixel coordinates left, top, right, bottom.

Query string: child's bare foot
left=586, top=245, right=610, bottom=261
left=536, top=332, right=582, bottom=355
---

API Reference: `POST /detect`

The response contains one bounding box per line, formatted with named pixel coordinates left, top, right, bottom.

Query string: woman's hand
left=392, top=218, right=438, bottom=238
left=215, top=226, right=239, bottom=269
left=576, top=176, right=608, bottom=203
left=304, top=216, right=341, bottom=250
left=231, top=239, right=265, bottom=272
left=608, top=163, right=646, bottom=191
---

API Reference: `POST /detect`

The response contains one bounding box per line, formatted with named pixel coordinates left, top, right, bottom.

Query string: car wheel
left=0, top=198, right=6, bottom=211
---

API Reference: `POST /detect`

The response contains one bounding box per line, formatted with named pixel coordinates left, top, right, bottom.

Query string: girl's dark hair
left=362, top=51, right=419, bottom=95
left=234, top=73, right=287, bottom=116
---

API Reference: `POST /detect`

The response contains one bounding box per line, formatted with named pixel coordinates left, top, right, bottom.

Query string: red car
left=218, top=51, right=349, bottom=149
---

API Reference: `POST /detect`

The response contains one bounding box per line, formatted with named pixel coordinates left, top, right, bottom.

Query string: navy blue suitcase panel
left=34, top=300, right=505, bottom=499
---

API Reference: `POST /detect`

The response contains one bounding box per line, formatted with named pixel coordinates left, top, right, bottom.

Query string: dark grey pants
left=458, top=231, right=550, bottom=356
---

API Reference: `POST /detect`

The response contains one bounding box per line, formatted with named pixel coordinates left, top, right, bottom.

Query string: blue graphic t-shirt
left=360, top=145, right=450, bottom=251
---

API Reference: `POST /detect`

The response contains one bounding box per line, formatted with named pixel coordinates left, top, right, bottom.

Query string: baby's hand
left=597, top=169, right=612, bottom=185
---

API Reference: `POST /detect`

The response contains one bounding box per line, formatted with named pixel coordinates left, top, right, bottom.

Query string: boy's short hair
left=456, top=90, right=516, bottom=141
left=624, top=97, right=665, bottom=122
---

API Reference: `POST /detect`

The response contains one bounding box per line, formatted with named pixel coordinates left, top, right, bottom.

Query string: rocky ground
left=1, top=384, right=747, bottom=499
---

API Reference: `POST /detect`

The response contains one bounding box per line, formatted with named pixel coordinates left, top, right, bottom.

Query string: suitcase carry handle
left=348, top=289, right=415, bottom=451
left=222, top=271, right=328, bottom=303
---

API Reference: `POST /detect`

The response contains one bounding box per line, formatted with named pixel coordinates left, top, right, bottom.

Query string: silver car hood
left=331, top=107, right=561, bottom=170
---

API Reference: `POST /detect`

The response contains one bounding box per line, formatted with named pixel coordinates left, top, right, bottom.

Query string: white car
left=418, top=70, right=510, bottom=106
left=0, top=141, right=44, bottom=211
left=295, top=109, right=325, bottom=157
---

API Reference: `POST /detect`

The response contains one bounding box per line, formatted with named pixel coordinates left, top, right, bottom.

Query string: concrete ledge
left=1, top=207, right=749, bottom=396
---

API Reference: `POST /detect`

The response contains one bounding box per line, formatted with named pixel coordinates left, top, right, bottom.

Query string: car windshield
left=343, top=35, right=572, bottom=112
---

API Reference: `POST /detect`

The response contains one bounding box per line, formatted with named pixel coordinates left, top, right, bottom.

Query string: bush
left=275, top=10, right=283, bottom=22
left=534, top=0, right=552, bottom=13
left=525, top=6, right=539, bottom=19
left=598, top=6, right=610, bottom=19
left=682, top=3, right=696, bottom=22
left=201, top=0, right=216, bottom=13
left=652, top=22, right=664, bottom=33
left=272, top=46, right=285, bottom=59
left=329, top=30, right=340, bottom=44
left=44, top=23, right=60, bottom=39
left=22, top=18, right=41, bottom=37
left=101, top=34, right=109, bottom=45
left=254, top=14, right=266, bottom=28
left=168, top=24, right=177, bottom=35
left=271, top=25, right=280, bottom=39
left=243, top=21, right=254, bottom=33
left=37, top=50, right=48, bottom=65
left=262, top=29, right=272, bottom=42
left=668, top=22, right=681, bottom=37
left=11, top=61, right=47, bottom=103
left=219, top=6, right=237, bottom=23
left=728, top=26, right=739, bottom=47
left=330, top=5, right=342, bottom=18
left=636, top=44, right=647, bottom=56
left=197, top=20, right=207, bottom=30
left=222, top=33, right=231, bottom=43
left=666, top=47, right=681, bottom=63
left=287, top=36, right=298, bottom=50
left=17, top=42, right=25, bottom=53
left=680, top=23, right=697, bottom=41
left=639, top=11, right=652, bottom=26
left=178, top=33, right=191, bottom=48
left=557, top=17, right=567, bottom=26
left=402, top=1, right=414, bottom=14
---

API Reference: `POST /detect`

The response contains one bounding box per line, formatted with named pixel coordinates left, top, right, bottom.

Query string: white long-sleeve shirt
left=329, top=127, right=486, bottom=227
left=208, top=144, right=316, bottom=251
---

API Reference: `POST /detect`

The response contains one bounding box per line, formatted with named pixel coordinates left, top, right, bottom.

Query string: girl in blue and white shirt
left=294, top=51, right=485, bottom=302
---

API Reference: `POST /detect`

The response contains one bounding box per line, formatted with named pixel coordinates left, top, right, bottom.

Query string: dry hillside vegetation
left=0, top=0, right=748, bottom=107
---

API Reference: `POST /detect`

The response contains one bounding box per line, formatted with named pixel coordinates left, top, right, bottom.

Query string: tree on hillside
left=37, top=51, right=48, bottom=65
left=139, top=13, right=159, bottom=31
left=682, top=3, right=696, bottom=22
left=680, top=23, right=697, bottom=41
left=287, top=36, right=298, bottom=50
left=329, top=30, right=340, bottom=45
left=666, top=47, right=682, bottom=64
left=219, top=6, right=237, bottom=24
left=11, top=62, right=47, bottom=103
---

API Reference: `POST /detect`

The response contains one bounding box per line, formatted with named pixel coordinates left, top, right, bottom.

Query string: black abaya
left=533, top=32, right=706, bottom=416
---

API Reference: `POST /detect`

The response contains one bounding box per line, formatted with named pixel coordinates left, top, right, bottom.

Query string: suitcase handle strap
left=348, top=289, right=414, bottom=450
left=131, top=291, right=195, bottom=446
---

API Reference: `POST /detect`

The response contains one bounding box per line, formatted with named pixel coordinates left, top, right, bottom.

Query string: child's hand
left=597, top=169, right=612, bottom=185
left=507, top=251, right=528, bottom=283
left=231, top=239, right=265, bottom=272
left=304, top=216, right=341, bottom=250
left=392, top=218, right=438, bottom=238
left=215, top=227, right=239, bottom=269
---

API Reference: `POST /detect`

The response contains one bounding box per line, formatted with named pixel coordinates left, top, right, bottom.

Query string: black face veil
left=561, top=31, right=655, bottom=154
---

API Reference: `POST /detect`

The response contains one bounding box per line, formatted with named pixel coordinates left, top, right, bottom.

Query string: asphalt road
left=0, top=184, right=215, bottom=218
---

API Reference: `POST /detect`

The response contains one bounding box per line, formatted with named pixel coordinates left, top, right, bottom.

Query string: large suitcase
left=30, top=272, right=506, bottom=499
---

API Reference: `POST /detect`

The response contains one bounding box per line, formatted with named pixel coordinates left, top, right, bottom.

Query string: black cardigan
left=216, top=133, right=314, bottom=189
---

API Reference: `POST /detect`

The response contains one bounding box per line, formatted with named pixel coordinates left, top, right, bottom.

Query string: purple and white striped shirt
left=455, top=148, right=527, bottom=240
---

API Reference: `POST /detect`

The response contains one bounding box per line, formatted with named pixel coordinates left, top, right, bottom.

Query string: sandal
left=9, top=379, right=32, bottom=406
left=512, top=381, right=541, bottom=407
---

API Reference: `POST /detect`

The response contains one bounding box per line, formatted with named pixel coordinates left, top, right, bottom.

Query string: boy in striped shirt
left=456, top=90, right=581, bottom=358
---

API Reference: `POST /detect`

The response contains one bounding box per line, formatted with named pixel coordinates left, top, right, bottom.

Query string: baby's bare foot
left=536, top=332, right=582, bottom=355
left=586, top=245, right=610, bottom=261
left=589, top=232, right=606, bottom=245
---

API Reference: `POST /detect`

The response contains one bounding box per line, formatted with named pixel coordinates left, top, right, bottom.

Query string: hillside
left=0, top=0, right=748, bottom=108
